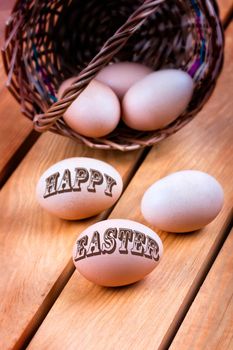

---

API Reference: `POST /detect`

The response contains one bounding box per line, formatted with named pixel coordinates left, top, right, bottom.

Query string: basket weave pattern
left=2, top=0, right=224, bottom=151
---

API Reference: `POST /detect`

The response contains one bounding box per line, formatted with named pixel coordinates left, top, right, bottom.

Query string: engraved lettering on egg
left=74, top=227, right=160, bottom=262
left=43, top=167, right=117, bottom=198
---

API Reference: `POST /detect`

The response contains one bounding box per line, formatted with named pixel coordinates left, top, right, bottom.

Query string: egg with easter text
left=73, top=219, right=163, bottom=286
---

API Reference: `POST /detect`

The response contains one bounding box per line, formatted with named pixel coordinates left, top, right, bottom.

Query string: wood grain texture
left=0, top=0, right=15, bottom=45
left=0, top=1, right=34, bottom=186
left=28, top=23, right=233, bottom=350
left=0, top=135, right=143, bottom=350
left=0, top=3, right=35, bottom=186
left=0, top=0, right=15, bottom=91
left=170, top=228, right=233, bottom=350
left=219, top=0, right=233, bottom=21
left=0, top=89, right=34, bottom=186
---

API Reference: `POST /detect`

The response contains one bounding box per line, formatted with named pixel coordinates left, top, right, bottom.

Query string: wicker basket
left=2, top=0, right=224, bottom=151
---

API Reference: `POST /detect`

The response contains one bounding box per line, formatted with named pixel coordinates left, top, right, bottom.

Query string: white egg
left=141, top=170, right=224, bottom=232
left=36, top=157, right=123, bottom=220
left=122, top=69, right=194, bottom=131
left=73, top=219, right=163, bottom=287
left=96, top=61, right=153, bottom=99
left=63, top=80, right=121, bottom=138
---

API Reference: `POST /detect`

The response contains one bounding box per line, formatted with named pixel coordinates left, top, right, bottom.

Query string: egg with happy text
left=62, top=80, right=120, bottom=138
left=36, top=157, right=123, bottom=220
left=141, top=170, right=224, bottom=233
left=72, top=219, right=163, bottom=287
left=122, top=69, right=194, bottom=131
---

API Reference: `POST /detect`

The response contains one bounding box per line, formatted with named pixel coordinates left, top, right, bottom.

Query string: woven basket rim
left=2, top=0, right=224, bottom=151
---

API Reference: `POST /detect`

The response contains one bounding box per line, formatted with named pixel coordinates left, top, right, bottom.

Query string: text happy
left=44, top=167, right=117, bottom=198
left=74, top=227, right=160, bottom=262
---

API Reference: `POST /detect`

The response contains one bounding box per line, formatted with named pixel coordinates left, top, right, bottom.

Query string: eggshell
left=141, top=170, right=224, bottom=233
left=57, top=76, right=78, bottom=99
left=96, top=62, right=153, bottom=99
left=72, top=219, right=163, bottom=287
left=63, top=80, right=121, bottom=138
left=122, top=69, right=194, bottom=131
left=36, top=157, right=123, bottom=220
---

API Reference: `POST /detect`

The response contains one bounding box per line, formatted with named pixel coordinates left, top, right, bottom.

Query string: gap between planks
left=0, top=130, right=39, bottom=188
left=223, top=4, right=233, bottom=29
left=170, top=226, right=233, bottom=350
left=160, top=214, right=233, bottom=349
left=0, top=62, right=39, bottom=188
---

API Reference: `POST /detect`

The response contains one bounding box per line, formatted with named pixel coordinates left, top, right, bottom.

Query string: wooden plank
left=170, top=227, right=233, bottom=350
left=0, top=134, right=143, bottom=350
left=0, top=2, right=38, bottom=187
left=219, top=0, right=233, bottom=22
left=0, top=0, right=15, bottom=91
left=0, top=89, right=36, bottom=187
left=28, top=23, right=233, bottom=350
left=0, top=0, right=15, bottom=47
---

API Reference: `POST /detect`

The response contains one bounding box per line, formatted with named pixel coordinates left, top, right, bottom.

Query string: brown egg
left=96, top=62, right=153, bottom=99
left=63, top=80, right=121, bottom=138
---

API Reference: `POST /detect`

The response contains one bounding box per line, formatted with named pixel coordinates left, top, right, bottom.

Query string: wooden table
left=0, top=2, right=232, bottom=350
